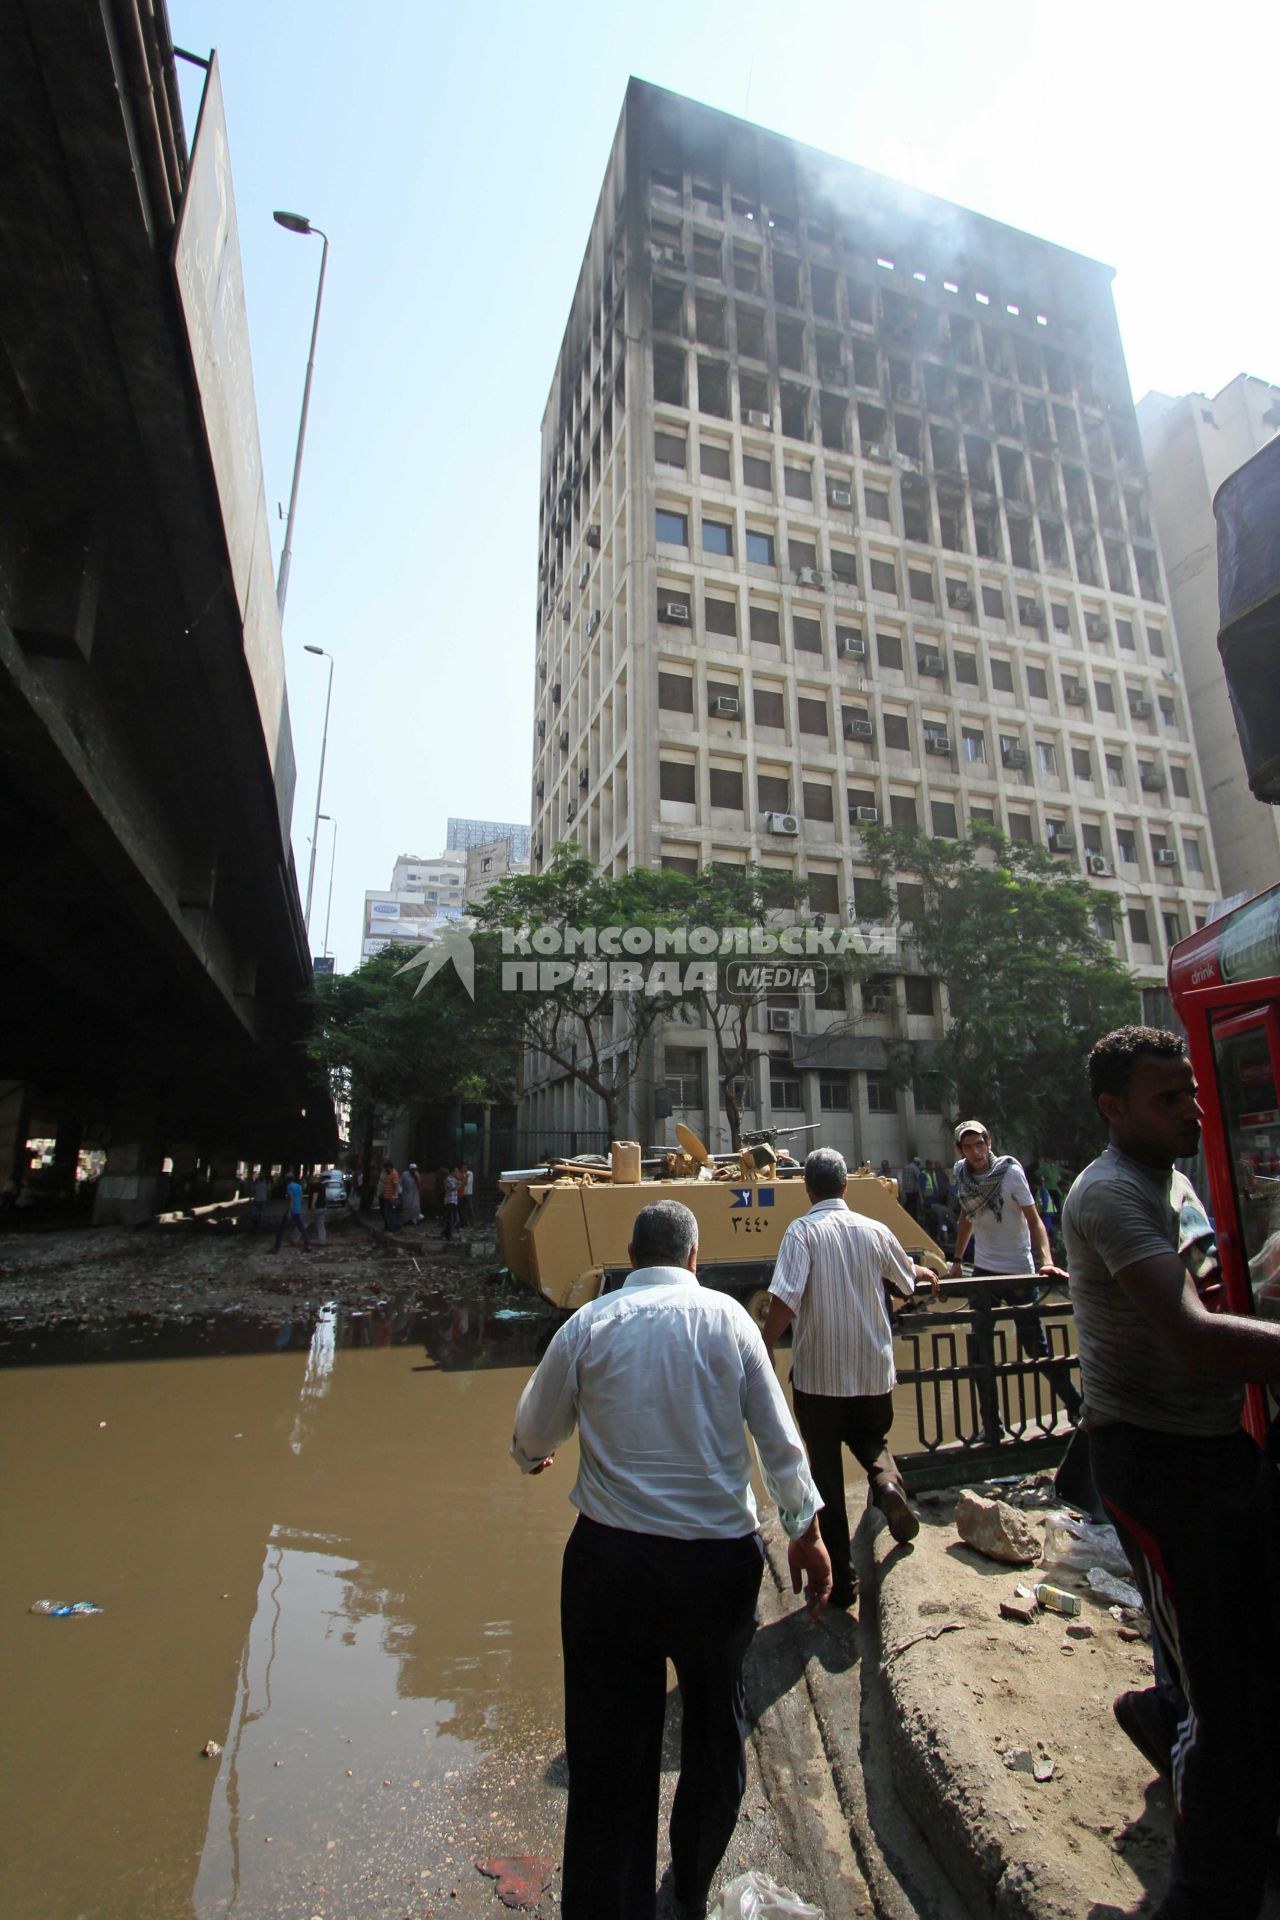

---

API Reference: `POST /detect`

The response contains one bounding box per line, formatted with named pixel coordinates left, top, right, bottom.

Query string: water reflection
left=0, top=1290, right=573, bottom=1920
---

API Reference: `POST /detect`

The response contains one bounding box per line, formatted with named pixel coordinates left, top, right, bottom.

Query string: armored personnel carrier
left=495, top=1125, right=946, bottom=1319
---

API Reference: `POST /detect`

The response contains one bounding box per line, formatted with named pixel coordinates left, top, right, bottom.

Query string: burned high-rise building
left=527, top=80, right=1218, bottom=1160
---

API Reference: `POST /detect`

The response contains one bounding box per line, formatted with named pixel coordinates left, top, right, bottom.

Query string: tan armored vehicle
left=496, top=1125, right=946, bottom=1319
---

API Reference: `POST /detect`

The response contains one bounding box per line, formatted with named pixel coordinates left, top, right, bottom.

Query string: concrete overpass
left=0, top=0, right=334, bottom=1217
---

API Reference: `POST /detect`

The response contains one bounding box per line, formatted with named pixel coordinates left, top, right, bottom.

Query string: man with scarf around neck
left=948, top=1119, right=1083, bottom=1428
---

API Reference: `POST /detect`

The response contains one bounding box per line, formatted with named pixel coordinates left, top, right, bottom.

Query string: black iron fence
left=892, top=1275, right=1081, bottom=1491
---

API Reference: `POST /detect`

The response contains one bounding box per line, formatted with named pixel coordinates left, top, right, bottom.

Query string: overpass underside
left=0, top=1, right=333, bottom=1216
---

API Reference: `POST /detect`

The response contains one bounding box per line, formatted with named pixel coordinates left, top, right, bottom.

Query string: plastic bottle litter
left=1086, top=1566, right=1144, bottom=1609
left=710, top=1872, right=826, bottom=1919
left=29, top=1600, right=104, bottom=1617
left=1033, top=1582, right=1081, bottom=1617
left=1041, top=1510, right=1131, bottom=1578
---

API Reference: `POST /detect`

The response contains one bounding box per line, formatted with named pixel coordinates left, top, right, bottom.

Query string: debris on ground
left=999, top=1596, right=1039, bottom=1624
left=710, top=1869, right=826, bottom=1917
left=200, top=1740, right=223, bottom=1759
left=29, top=1599, right=103, bottom=1616
left=1087, top=1567, right=1144, bottom=1609
left=954, top=1488, right=1042, bottom=1565
left=474, top=1854, right=556, bottom=1909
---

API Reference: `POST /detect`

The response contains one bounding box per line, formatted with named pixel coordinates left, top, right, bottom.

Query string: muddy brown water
left=0, top=1298, right=581, bottom=1920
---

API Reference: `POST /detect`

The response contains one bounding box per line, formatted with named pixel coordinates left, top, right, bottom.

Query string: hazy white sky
left=172, top=0, right=1278, bottom=972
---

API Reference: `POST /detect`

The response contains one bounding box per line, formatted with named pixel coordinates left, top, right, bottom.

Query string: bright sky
left=172, top=0, right=1278, bottom=975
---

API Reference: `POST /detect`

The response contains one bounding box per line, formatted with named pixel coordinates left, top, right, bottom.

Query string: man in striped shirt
left=762, top=1148, right=930, bottom=1610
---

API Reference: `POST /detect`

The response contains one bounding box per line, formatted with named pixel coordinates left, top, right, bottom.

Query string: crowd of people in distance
left=246, top=1161, right=477, bottom=1249
left=374, top=1160, right=474, bottom=1237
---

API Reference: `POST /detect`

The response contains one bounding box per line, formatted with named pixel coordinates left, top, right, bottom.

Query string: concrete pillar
left=0, top=1081, right=31, bottom=1186
left=94, top=1121, right=170, bottom=1226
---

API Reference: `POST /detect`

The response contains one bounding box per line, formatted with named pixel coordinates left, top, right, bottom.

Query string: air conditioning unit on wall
left=764, top=812, right=800, bottom=836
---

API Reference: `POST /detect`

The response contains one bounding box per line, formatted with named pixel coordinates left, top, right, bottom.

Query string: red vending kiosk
left=1168, top=884, right=1280, bottom=1441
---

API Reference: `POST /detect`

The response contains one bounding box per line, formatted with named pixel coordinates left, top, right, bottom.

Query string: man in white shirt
left=948, top=1119, right=1081, bottom=1431
left=511, top=1199, right=830, bottom=1920
left=762, top=1148, right=928, bottom=1611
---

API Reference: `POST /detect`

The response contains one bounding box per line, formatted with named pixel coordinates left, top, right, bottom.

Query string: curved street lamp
left=273, top=210, right=329, bottom=621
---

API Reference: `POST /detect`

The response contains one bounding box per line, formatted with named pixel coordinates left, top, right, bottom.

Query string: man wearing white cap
left=949, top=1120, right=1081, bottom=1427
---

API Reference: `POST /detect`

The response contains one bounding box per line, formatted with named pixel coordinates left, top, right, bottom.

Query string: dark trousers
left=559, top=1515, right=764, bottom=1920
left=791, top=1386, right=901, bottom=1599
left=1091, top=1421, right=1280, bottom=1920
left=967, top=1267, right=1082, bottom=1435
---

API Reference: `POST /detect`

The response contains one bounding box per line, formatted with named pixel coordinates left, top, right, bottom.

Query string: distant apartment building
left=1137, top=374, right=1280, bottom=899
left=447, top=817, right=532, bottom=860
left=527, top=79, right=1220, bottom=1161
left=361, top=852, right=466, bottom=959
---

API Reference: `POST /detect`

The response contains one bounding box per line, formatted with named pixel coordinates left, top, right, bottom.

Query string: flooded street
left=0, top=1297, right=581, bottom=1920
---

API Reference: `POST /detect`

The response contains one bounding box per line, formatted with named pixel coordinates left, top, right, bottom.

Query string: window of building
left=662, top=855, right=699, bottom=875
left=655, top=430, right=687, bottom=469
left=904, top=976, right=933, bottom=1015
left=742, top=454, right=772, bottom=493
left=897, top=881, right=925, bottom=922
left=1147, top=626, right=1166, bottom=658
left=990, top=657, right=1015, bottom=692
left=789, top=538, right=819, bottom=575
left=704, top=596, right=738, bottom=636
left=1026, top=665, right=1049, bottom=700
left=770, top=1072, right=804, bottom=1112
left=784, top=465, right=813, bottom=501
left=914, top=1074, right=943, bottom=1112
left=866, top=1072, right=896, bottom=1113
left=954, top=650, right=979, bottom=686
left=794, top=615, right=823, bottom=654
left=957, top=727, right=984, bottom=765
left=657, top=508, right=688, bottom=546
left=665, top=1048, right=704, bottom=1110
left=1128, top=907, right=1151, bottom=945
left=819, top=1075, right=851, bottom=1111
left=758, top=771, right=790, bottom=811
left=870, top=558, right=899, bottom=596
left=1182, top=835, right=1203, bottom=872
left=1107, top=752, right=1126, bottom=788
left=1036, top=740, right=1058, bottom=775
left=932, top=799, right=958, bottom=837
left=1116, top=618, right=1135, bottom=651
left=1117, top=827, right=1138, bottom=864
left=807, top=870, right=841, bottom=915
left=865, top=487, right=891, bottom=522
left=1095, top=680, right=1115, bottom=713
left=1052, top=603, right=1071, bottom=633
left=746, top=528, right=775, bottom=565
left=909, top=568, right=935, bottom=604
left=658, top=672, right=694, bottom=713
left=803, top=779, right=834, bottom=821
left=660, top=760, right=696, bottom=803
left=876, top=631, right=904, bottom=670
left=849, top=875, right=885, bottom=919
left=883, top=712, right=911, bottom=751
left=1072, top=746, right=1093, bottom=780
left=709, top=766, right=744, bottom=809
left=890, top=794, right=918, bottom=830
left=1163, top=911, right=1182, bottom=947
left=830, top=549, right=857, bottom=586
left=702, top=518, right=733, bottom=557
left=982, top=584, right=1006, bottom=619
left=699, top=442, right=731, bottom=481
left=653, top=344, right=687, bottom=407
left=1159, top=696, right=1177, bottom=729
left=1008, top=811, right=1033, bottom=842
left=798, top=696, right=828, bottom=736
left=1170, top=764, right=1190, bottom=798
left=657, top=588, right=692, bottom=625
left=753, top=687, right=785, bottom=729
left=749, top=604, right=780, bottom=646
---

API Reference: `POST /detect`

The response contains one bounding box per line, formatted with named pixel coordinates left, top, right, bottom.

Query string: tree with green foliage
left=473, top=848, right=688, bottom=1141
left=307, top=942, right=519, bottom=1196
left=860, top=823, right=1139, bottom=1166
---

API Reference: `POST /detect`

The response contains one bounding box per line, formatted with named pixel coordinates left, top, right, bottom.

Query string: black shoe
left=875, top=1481, right=921, bottom=1544
left=671, top=1894, right=706, bottom=1919
left=828, top=1578, right=859, bottom=1611
left=1113, top=1687, right=1175, bottom=1784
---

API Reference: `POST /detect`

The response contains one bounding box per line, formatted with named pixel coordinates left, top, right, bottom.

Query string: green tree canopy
left=861, top=823, right=1139, bottom=1167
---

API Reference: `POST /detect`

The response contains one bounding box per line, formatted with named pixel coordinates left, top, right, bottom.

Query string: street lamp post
left=273, top=210, right=329, bottom=621
left=303, top=645, right=333, bottom=939
left=320, top=814, right=338, bottom=958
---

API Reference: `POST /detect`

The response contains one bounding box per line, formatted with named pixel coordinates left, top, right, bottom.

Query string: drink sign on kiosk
left=1168, top=884, right=1280, bottom=1442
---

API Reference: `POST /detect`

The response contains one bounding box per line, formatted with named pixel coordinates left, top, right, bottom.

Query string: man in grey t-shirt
left=1063, top=1025, right=1280, bottom=1920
